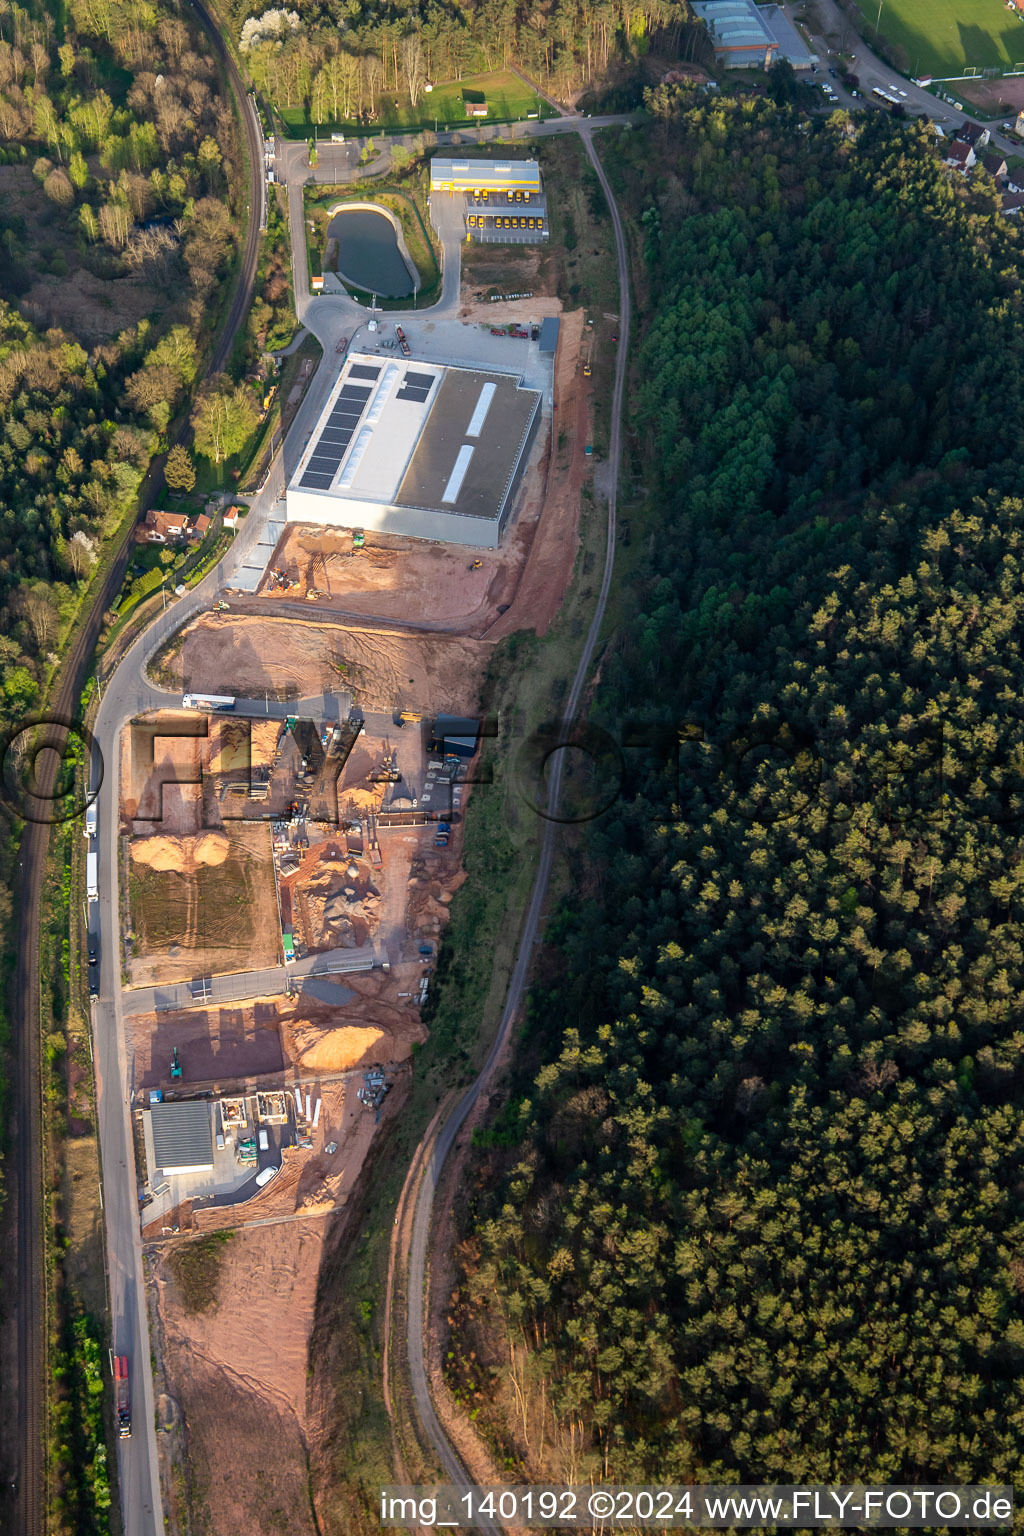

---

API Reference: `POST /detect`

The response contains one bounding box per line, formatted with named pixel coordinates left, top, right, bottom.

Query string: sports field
left=855, top=0, right=1024, bottom=78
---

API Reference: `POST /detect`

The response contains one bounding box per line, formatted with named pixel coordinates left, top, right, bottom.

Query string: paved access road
left=122, top=941, right=380, bottom=1018
left=399, top=122, right=632, bottom=1522
left=86, top=91, right=633, bottom=1534
left=88, top=452, right=358, bottom=1534
left=786, top=0, right=1023, bottom=155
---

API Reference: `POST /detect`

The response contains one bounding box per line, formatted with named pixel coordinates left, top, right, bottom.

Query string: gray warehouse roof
left=538, top=317, right=560, bottom=354
left=692, top=0, right=776, bottom=52
left=150, top=1100, right=214, bottom=1173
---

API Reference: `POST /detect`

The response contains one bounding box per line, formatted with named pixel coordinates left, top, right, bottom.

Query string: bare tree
left=20, top=584, right=58, bottom=651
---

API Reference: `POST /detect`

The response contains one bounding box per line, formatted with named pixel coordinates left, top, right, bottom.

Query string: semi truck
left=114, top=1356, right=131, bottom=1439
left=84, top=799, right=97, bottom=838
left=182, top=693, right=236, bottom=711
left=87, top=850, right=99, bottom=903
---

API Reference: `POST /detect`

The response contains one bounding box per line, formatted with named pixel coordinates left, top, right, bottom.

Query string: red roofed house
left=946, top=140, right=976, bottom=173
left=189, top=513, right=212, bottom=542
left=142, top=509, right=191, bottom=543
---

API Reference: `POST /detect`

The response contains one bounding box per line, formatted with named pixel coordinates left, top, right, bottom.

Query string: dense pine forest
left=458, top=96, right=1024, bottom=1483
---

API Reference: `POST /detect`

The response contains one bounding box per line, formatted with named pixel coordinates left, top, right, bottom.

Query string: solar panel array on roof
left=348, top=363, right=381, bottom=382
left=300, top=382, right=372, bottom=489
left=396, top=369, right=435, bottom=406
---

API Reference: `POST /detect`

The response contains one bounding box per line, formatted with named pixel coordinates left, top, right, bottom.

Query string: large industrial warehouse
left=285, top=353, right=542, bottom=548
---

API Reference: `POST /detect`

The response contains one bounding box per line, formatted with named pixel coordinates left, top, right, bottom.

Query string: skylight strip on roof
left=442, top=443, right=475, bottom=504
left=466, top=382, right=497, bottom=438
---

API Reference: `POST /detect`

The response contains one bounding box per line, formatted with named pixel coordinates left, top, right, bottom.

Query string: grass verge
left=278, top=69, right=554, bottom=138
left=308, top=457, right=613, bottom=1530
left=165, top=1233, right=235, bottom=1314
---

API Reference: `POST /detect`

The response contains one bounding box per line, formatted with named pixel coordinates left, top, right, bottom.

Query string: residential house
left=956, top=121, right=990, bottom=150
left=466, top=100, right=488, bottom=117
left=189, top=513, right=211, bottom=542
left=223, top=506, right=241, bottom=529
left=142, top=509, right=191, bottom=543
left=980, top=151, right=1008, bottom=181
left=945, top=140, right=976, bottom=173
left=1000, top=190, right=1024, bottom=217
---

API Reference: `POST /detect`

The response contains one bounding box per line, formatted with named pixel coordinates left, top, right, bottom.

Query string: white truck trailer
left=182, top=693, right=236, bottom=711
left=87, top=850, right=99, bottom=902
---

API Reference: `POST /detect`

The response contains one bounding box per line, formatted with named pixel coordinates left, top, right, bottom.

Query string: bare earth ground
left=125, top=998, right=286, bottom=1090
left=490, top=307, right=588, bottom=643
left=161, top=612, right=487, bottom=715
left=140, top=263, right=593, bottom=1528
left=154, top=1217, right=327, bottom=1536
left=127, top=821, right=281, bottom=986
left=127, top=970, right=427, bottom=1095
left=957, top=76, right=1024, bottom=114
left=258, top=514, right=532, bottom=627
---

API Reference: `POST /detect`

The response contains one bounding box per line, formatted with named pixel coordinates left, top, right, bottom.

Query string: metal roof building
left=285, top=353, right=541, bottom=549
left=692, top=0, right=777, bottom=67
left=538, top=317, right=560, bottom=355
left=760, top=4, right=815, bottom=68
left=430, top=157, right=542, bottom=194
left=429, top=714, right=481, bottom=758
left=149, top=1100, right=214, bottom=1175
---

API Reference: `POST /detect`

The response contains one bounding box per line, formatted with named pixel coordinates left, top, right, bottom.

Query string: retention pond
left=329, top=205, right=415, bottom=298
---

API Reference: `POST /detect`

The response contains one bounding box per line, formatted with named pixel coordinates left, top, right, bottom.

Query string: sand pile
left=291, top=1022, right=385, bottom=1072
left=194, top=832, right=230, bottom=866
left=343, top=786, right=383, bottom=813
left=131, top=835, right=187, bottom=872
left=131, top=832, right=230, bottom=872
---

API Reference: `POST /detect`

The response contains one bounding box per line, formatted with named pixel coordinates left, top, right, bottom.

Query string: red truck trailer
left=114, top=1355, right=132, bottom=1439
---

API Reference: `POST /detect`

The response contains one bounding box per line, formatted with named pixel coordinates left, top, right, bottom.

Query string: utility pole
left=875, top=0, right=883, bottom=40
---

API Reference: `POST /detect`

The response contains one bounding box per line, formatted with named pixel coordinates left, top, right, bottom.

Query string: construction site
left=110, top=120, right=622, bottom=1530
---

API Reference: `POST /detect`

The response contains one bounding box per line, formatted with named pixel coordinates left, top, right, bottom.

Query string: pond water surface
left=328, top=206, right=414, bottom=297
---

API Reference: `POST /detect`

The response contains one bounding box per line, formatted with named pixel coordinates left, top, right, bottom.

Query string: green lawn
left=854, top=0, right=1024, bottom=77
left=278, top=69, right=552, bottom=138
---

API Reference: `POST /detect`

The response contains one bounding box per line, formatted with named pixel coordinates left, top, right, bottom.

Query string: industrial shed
left=148, top=1100, right=214, bottom=1176
left=285, top=353, right=541, bottom=549
left=692, top=0, right=777, bottom=68
left=430, top=157, right=542, bottom=194
left=429, top=715, right=481, bottom=758
left=430, top=157, right=549, bottom=243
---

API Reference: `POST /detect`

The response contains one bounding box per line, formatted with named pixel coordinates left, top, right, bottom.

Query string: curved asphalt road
left=80, top=7, right=267, bottom=1530
left=401, top=125, right=631, bottom=1521
left=80, top=81, right=631, bottom=1533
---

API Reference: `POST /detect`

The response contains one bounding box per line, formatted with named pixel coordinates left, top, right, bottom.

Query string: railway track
left=8, top=5, right=266, bottom=1531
